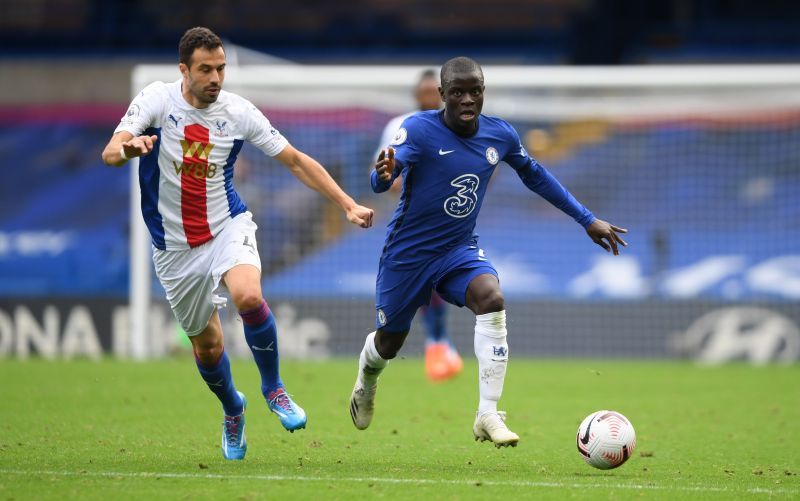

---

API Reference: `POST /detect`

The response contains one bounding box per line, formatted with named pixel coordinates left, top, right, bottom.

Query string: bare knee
left=375, top=329, right=409, bottom=360
left=192, top=337, right=224, bottom=366
left=481, top=289, right=505, bottom=313
left=466, top=274, right=505, bottom=315
left=231, top=289, right=264, bottom=311
left=470, top=289, right=505, bottom=315
left=191, top=317, right=225, bottom=365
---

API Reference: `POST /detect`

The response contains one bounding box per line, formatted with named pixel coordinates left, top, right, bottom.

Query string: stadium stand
left=5, top=110, right=797, bottom=301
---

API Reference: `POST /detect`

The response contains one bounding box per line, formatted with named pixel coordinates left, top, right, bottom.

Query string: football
left=576, top=410, right=636, bottom=469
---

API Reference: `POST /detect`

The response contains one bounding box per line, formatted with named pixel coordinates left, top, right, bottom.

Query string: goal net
left=128, top=64, right=800, bottom=363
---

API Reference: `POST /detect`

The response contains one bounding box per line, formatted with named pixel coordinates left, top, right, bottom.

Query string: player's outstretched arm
left=275, top=144, right=374, bottom=228
left=585, top=219, right=628, bottom=255
left=101, top=131, right=159, bottom=167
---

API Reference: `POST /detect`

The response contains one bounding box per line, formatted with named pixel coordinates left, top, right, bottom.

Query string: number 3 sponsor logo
left=444, top=173, right=480, bottom=218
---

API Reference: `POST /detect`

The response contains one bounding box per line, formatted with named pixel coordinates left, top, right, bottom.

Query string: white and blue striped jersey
left=115, top=79, right=288, bottom=250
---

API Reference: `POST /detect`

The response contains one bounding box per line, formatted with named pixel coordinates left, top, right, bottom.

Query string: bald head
left=440, top=57, right=484, bottom=89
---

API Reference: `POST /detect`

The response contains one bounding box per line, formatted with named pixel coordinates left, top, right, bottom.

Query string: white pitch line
left=0, top=469, right=797, bottom=496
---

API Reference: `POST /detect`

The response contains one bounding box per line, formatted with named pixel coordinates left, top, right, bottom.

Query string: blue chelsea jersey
left=379, top=110, right=533, bottom=267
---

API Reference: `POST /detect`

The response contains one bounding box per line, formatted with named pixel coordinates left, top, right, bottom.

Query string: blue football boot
left=267, top=388, right=307, bottom=432
left=221, top=391, right=247, bottom=460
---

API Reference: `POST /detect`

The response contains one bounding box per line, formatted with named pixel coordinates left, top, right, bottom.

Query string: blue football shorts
left=375, top=241, right=498, bottom=333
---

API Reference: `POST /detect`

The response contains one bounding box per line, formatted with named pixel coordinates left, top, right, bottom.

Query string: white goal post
left=128, top=64, right=800, bottom=359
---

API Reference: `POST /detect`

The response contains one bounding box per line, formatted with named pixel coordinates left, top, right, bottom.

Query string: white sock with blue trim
left=474, top=310, right=508, bottom=416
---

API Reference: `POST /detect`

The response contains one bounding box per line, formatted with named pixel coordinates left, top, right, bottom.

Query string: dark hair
left=440, top=57, right=483, bottom=88
left=179, top=27, right=223, bottom=67
left=417, top=69, right=438, bottom=86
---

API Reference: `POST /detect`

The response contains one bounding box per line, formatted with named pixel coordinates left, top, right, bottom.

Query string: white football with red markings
left=576, top=410, right=636, bottom=469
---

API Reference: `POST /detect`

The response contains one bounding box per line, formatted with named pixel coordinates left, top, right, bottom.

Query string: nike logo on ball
left=580, top=413, right=597, bottom=445
left=439, top=149, right=455, bottom=155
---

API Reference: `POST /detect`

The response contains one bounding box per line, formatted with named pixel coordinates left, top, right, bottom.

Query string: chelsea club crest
left=485, top=147, right=499, bottom=165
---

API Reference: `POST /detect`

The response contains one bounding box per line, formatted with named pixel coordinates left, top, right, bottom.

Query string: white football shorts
left=152, top=211, right=261, bottom=336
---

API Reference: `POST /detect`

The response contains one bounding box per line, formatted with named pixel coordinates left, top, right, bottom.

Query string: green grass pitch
left=1, top=358, right=798, bottom=499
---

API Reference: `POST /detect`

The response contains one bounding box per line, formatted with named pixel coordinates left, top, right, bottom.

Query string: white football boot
left=349, top=380, right=377, bottom=430
left=473, top=410, right=519, bottom=448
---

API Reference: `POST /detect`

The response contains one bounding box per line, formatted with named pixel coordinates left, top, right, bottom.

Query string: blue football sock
left=195, top=350, right=243, bottom=416
left=241, top=301, right=284, bottom=397
left=423, top=293, right=448, bottom=344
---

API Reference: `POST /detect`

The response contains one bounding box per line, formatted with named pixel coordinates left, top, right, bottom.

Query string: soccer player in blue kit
left=349, top=57, right=627, bottom=447
left=375, top=69, right=464, bottom=382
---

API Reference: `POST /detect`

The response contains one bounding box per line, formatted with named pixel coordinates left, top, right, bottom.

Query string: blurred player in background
left=102, top=27, right=374, bottom=460
left=375, top=69, right=463, bottom=382
left=350, top=57, right=626, bottom=447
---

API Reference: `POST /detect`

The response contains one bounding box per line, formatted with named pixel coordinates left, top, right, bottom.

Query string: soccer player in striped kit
left=102, top=27, right=374, bottom=460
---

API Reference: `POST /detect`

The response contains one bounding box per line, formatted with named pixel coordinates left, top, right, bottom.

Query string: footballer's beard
left=206, top=84, right=221, bottom=101
left=192, top=84, right=221, bottom=104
